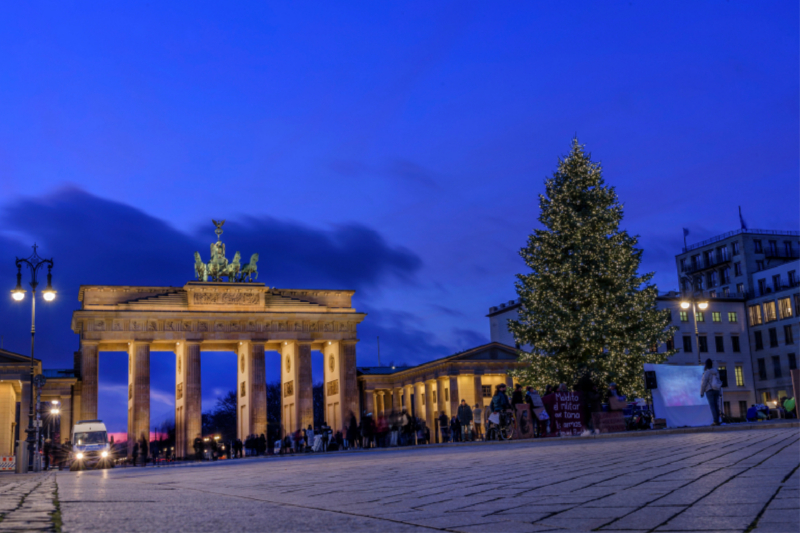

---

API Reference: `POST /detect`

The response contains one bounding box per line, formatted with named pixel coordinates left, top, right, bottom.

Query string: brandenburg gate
left=70, top=221, right=364, bottom=457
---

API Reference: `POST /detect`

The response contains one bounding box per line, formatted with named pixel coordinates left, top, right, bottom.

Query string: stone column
left=377, top=391, right=385, bottom=416
left=424, top=380, right=435, bottom=441
left=393, top=388, right=403, bottom=412
left=414, top=383, right=424, bottom=421
left=436, top=377, right=448, bottom=417
left=364, top=388, right=375, bottom=415
left=79, top=342, right=99, bottom=422
left=404, top=386, right=412, bottom=416
left=59, top=394, right=72, bottom=445
left=340, top=341, right=359, bottom=425
left=449, top=375, right=460, bottom=416
left=0, top=382, right=16, bottom=456
left=474, top=375, right=484, bottom=408
left=127, top=342, right=150, bottom=458
left=176, top=342, right=201, bottom=458
left=238, top=341, right=267, bottom=439
left=15, top=382, right=31, bottom=473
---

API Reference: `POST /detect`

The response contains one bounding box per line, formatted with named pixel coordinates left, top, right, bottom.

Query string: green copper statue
left=194, top=220, right=258, bottom=282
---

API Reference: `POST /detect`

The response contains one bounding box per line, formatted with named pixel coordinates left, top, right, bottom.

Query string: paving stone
left=758, top=509, right=800, bottom=523
left=656, top=514, right=753, bottom=530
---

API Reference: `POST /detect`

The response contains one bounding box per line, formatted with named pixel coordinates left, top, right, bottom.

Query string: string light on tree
left=509, top=139, right=677, bottom=398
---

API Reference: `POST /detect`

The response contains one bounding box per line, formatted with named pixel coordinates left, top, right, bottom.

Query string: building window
left=795, top=294, right=800, bottom=316
left=757, top=358, right=767, bottom=380
left=680, top=258, right=686, bottom=272
left=666, top=336, right=675, bottom=351
left=728, top=312, right=738, bottom=323
left=789, top=270, right=797, bottom=286
left=736, top=283, right=745, bottom=294
left=738, top=400, right=747, bottom=417
left=717, top=365, right=728, bottom=387
left=722, top=287, right=730, bottom=296
left=680, top=311, right=688, bottom=322
left=764, top=301, right=777, bottom=322
left=712, top=312, right=721, bottom=323
left=772, top=356, right=782, bottom=379
left=698, top=336, right=708, bottom=353
left=709, top=291, right=717, bottom=298
left=721, top=267, right=730, bottom=284
left=788, top=353, right=797, bottom=370
left=482, top=385, right=492, bottom=398
left=715, top=336, right=724, bottom=353
left=758, top=279, right=767, bottom=295
left=734, top=262, right=742, bottom=276
left=785, top=325, right=794, bottom=345
left=768, top=240, right=778, bottom=255
left=732, top=241, right=740, bottom=255
left=756, top=260, right=765, bottom=272
left=682, top=335, right=692, bottom=353
left=768, top=328, right=778, bottom=348
left=755, top=331, right=763, bottom=351
left=778, top=298, right=792, bottom=319
left=691, top=254, right=700, bottom=270
left=708, top=271, right=717, bottom=288
left=773, top=275, right=782, bottom=292
left=762, top=391, right=771, bottom=404
left=696, top=311, right=705, bottom=323
left=754, top=239, right=763, bottom=253
left=723, top=401, right=731, bottom=418
left=748, top=305, right=763, bottom=326
left=732, top=335, right=741, bottom=353
left=785, top=241, right=793, bottom=256
left=735, top=365, right=744, bottom=387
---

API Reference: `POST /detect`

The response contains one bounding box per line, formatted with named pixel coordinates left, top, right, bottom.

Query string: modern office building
left=655, top=293, right=756, bottom=418
left=744, top=260, right=800, bottom=404
left=676, top=228, right=800, bottom=406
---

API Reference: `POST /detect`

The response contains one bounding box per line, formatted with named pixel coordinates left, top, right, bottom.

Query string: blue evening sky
left=1, top=2, right=797, bottom=432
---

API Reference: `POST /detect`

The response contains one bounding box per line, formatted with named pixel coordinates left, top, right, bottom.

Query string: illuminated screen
left=656, top=365, right=706, bottom=407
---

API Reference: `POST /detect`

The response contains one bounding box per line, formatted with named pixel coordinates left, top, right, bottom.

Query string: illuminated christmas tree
left=509, top=139, right=676, bottom=399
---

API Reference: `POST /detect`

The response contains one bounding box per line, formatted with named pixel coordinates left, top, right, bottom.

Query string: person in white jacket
left=700, top=358, right=723, bottom=426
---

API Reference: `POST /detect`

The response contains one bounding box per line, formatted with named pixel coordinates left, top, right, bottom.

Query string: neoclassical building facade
left=357, top=342, right=522, bottom=442
left=72, top=281, right=365, bottom=457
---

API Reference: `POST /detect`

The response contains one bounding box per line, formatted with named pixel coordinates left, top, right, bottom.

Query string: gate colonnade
left=72, top=282, right=364, bottom=458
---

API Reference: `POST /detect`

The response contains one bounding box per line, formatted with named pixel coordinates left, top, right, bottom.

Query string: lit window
left=712, top=312, right=721, bottom=323
left=778, top=298, right=792, bottom=319
left=728, top=312, right=737, bottom=322
left=680, top=311, right=688, bottom=322
left=764, top=301, right=777, bottom=322
left=748, top=305, right=763, bottom=326
left=735, top=365, right=744, bottom=387
left=696, top=312, right=705, bottom=323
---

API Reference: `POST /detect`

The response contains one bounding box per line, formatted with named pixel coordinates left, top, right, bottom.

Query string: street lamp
left=11, top=244, right=55, bottom=473
left=680, top=276, right=708, bottom=365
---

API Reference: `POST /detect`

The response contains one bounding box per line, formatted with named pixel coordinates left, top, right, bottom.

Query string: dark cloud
left=0, top=187, right=422, bottom=369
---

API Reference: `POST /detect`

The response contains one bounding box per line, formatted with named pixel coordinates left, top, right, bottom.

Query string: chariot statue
left=193, top=220, right=259, bottom=282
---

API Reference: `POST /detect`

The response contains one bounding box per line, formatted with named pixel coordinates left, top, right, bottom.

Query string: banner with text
left=542, top=392, right=587, bottom=436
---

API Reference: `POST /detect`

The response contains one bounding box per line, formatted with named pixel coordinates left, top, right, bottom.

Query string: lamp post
left=680, top=276, right=708, bottom=365
left=11, top=244, right=56, bottom=473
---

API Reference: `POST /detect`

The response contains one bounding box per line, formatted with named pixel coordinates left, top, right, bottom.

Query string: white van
left=70, top=419, right=113, bottom=470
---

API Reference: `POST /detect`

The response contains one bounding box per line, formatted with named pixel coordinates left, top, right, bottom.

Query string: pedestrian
left=320, top=421, right=330, bottom=452
left=193, top=435, right=203, bottom=461
left=449, top=416, right=461, bottom=442
left=43, top=439, right=52, bottom=470
left=305, top=425, right=314, bottom=452
left=347, top=413, right=359, bottom=450
left=258, top=433, right=267, bottom=456
left=132, top=441, right=139, bottom=467
left=525, top=386, right=546, bottom=437
left=700, top=358, right=723, bottom=426
left=472, top=403, right=483, bottom=441
left=140, top=434, right=149, bottom=466
left=511, top=384, right=525, bottom=407
left=457, top=399, right=473, bottom=441
left=438, top=411, right=449, bottom=443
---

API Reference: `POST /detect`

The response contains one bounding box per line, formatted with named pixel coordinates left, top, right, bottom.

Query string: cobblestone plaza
left=1, top=426, right=797, bottom=532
